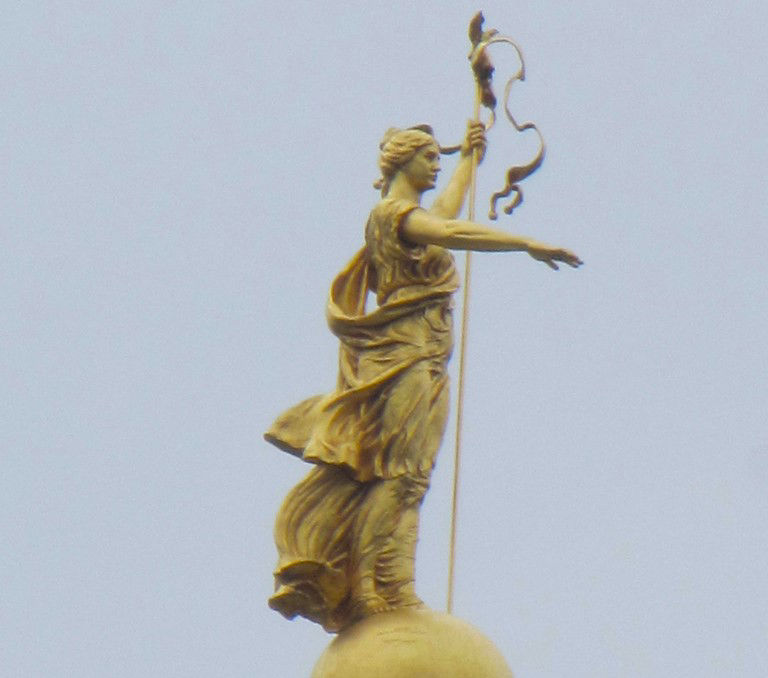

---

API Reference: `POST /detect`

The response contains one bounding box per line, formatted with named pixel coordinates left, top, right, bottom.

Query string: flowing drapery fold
left=265, top=199, right=460, bottom=630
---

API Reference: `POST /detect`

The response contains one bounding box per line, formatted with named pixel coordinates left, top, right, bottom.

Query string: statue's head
left=375, top=125, right=439, bottom=196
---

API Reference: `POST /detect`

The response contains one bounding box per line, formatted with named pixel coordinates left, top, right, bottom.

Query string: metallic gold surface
left=311, top=608, right=514, bottom=678
left=264, top=119, right=581, bottom=632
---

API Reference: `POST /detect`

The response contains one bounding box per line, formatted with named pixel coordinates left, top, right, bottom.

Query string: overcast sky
left=2, top=2, right=767, bottom=676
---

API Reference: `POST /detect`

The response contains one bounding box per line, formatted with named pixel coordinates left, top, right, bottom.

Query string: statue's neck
left=386, top=175, right=424, bottom=205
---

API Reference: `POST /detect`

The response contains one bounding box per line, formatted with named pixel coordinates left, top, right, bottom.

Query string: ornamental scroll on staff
left=263, top=11, right=581, bottom=639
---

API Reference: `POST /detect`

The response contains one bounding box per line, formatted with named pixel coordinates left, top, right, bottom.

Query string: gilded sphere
left=312, top=608, right=514, bottom=678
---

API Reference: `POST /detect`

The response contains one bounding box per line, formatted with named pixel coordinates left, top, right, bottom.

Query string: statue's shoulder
left=368, top=198, right=420, bottom=237
left=367, top=198, right=421, bottom=258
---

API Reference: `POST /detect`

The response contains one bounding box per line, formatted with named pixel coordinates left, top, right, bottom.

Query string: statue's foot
left=269, top=583, right=303, bottom=620
left=269, top=582, right=329, bottom=628
left=399, top=593, right=425, bottom=609
left=351, top=592, right=392, bottom=620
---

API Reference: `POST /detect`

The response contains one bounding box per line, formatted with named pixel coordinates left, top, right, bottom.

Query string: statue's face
left=400, top=143, right=441, bottom=192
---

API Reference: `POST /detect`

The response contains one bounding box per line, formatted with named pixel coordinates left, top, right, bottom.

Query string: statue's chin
left=312, top=607, right=514, bottom=678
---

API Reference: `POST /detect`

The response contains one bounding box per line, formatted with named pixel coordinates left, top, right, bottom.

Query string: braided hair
left=373, top=125, right=436, bottom=197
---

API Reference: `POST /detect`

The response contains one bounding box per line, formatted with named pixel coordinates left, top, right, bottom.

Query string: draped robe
left=265, top=198, right=459, bottom=631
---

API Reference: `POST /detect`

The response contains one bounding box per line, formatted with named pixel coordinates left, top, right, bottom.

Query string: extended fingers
left=556, top=249, right=583, bottom=268
left=540, top=249, right=582, bottom=271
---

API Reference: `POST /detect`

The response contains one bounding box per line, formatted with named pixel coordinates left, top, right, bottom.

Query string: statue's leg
left=348, top=476, right=410, bottom=615
left=377, top=473, right=429, bottom=607
left=345, top=358, right=447, bottom=618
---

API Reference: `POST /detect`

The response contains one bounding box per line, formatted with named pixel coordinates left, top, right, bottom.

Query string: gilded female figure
left=265, top=123, right=581, bottom=632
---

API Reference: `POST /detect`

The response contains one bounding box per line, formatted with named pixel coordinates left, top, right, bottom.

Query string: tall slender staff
left=447, top=12, right=546, bottom=613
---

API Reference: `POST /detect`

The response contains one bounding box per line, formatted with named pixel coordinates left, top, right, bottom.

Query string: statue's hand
left=527, top=242, right=583, bottom=270
left=460, top=120, right=487, bottom=163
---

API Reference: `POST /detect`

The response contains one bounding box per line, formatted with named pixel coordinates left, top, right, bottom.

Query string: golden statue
left=264, top=12, right=582, bottom=675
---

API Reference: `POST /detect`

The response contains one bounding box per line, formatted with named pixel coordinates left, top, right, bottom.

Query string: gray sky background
left=2, top=2, right=767, bottom=676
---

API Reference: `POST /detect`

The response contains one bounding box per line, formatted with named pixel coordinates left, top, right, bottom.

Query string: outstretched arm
left=430, top=121, right=486, bottom=219
left=401, top=209, right=583, bottom=270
